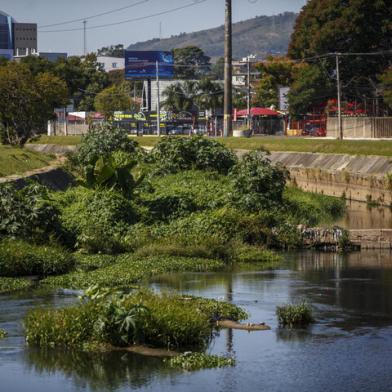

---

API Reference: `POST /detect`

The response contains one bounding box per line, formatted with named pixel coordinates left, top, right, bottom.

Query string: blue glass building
left=0, top=11, right=14, bottom=59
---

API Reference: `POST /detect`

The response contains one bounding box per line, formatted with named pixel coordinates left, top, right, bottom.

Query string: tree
left=380, top=68, right=392, bottom=109
left=97, top=44, right=125, bottom=58
left=287, top=63, right=334, bottom=117
left=53, top=54, right=109, bottom=111
left=210, top=57, right=224, bottom=80
left=253, top=57, right=294, bottom=108
left=94, top=84, right=133, bottom=119
left=173, top=46, right=211, bottom=79
left=0, top=63, right=68, bottom=145
left=288, top=0, right=392, bottom=99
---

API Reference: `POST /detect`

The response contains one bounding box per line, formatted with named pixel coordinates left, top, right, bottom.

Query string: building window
left=112, top=63, right=117, bottom=69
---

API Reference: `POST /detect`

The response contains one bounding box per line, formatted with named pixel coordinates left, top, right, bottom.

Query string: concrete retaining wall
left=268, top=152, right=392, bottom=206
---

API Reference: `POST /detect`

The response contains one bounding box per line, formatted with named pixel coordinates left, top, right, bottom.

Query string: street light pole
left=247, top=56, right=251, bottom=128
left=223, top=0, right=232, bottom=137
left=156, top=60, right=161, bottom=136
left=83, top=20, right=87, bottom=56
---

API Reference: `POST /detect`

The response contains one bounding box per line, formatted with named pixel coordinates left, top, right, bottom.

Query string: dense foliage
left=0, top=183, right=62, bottom=243
left=25, top=288, right=247, bottom=350
left=148, top=136, right=237, bottom=174
left=288, top=0, right=391, bottom=113
left=166, top=352, right=235, bottom=370
left=276, top=302, right=314, bottom=328
left=0, top=62, right=68, bottom=145
left=0, top=239, right=74, bottom=277
left=230, top=150, right=289, bottom=211
left=55, top=187, right=138, bottom=253
left=75, top=124, right=138, bottom=168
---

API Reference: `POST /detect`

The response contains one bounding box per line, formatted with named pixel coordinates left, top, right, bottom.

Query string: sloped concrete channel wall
left=269, top=152, right=392, bottom=206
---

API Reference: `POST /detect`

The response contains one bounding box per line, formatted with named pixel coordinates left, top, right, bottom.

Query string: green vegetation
left=0, top=329, right=7, bottom=339
left=29, top=135, right=82, bottom=146
left=0, top=62, right=68, bottom=146
left=40, top=255, right=225, bottom=290
left=25, top=288, right=247, bottom=350
left=229, top=150, right=288, bottom=211
left=284, top=186, right=345, bottom=226
left=147, top=136, right=237, bottom=175
left=0, top=277, right=32, bottom=294
left=0, top=183, right=63, bottom=243
left=166, top=352, right=235, bottom=371
left=0, top=239, right=74, bottom=277
left=276, top=302, right=314, bottom=328
left=0, top=146, right=53, bottom=177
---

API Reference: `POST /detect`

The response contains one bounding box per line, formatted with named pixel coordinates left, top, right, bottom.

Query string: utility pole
left=223, top=0, right=232, bottom=137
left=336, top=53, right=343, bottom=140
left=156, top=60, right=161, bottom=136
left=83, top=20, right=87, bottom=56
left=247, top=56, right=251, bottom=128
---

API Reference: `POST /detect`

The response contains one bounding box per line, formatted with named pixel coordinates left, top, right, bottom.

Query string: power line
left=39, top=0, right=149, bottom=28
left=39, top=0, right=207, bottom=33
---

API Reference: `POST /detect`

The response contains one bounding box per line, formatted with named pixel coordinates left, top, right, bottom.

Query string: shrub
left=56, top=187, right=138, bottom=253
left=25, top=289, right=247, bottom=350
left=148, top=136, right=237, bottom=174
left=0, top=239, right=75, bottom=277
left=229, top=150, right=289, bottom=211
left=0, top=277, right=32, bottom=294
left=75, top=124, right=138, bottom=168
left=141, top=170, right=232, bottom=220
left=276, top=302, right=314, bottom=328
left=166, top=352, right=235, bottom=370
left=0, top=329, right=7, bottom=339
left=0, top=183, right=62, bottom=243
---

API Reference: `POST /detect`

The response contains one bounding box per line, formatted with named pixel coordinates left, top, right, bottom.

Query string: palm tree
left=162, top=81, right=199, bottom=134
left=196, top=78, right=223, bottom=135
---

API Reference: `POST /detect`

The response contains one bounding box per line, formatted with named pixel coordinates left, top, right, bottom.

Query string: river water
left=1, top=249, right=392, bottom=392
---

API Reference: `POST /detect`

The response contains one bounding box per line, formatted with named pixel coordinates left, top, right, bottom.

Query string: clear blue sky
left=1, top=0, right=306, bottom=55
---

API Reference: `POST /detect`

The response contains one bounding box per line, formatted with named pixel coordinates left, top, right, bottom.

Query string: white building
left=97, top=56, right=125, bottom=72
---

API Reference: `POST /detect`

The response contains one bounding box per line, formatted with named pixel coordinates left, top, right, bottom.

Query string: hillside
left=127, top=12, right=297, bottom=60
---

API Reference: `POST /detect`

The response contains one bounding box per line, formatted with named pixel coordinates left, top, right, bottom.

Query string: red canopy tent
left=235, top=107, right=279, bottom=117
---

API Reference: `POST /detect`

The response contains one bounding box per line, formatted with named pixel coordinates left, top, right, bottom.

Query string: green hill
left=126, top=12, right=297, bottom=60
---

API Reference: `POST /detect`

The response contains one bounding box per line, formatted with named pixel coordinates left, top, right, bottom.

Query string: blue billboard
left=125, top=51, right=174, bottom=79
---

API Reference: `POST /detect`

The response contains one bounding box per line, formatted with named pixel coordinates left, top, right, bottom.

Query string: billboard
left=125, top=50, right=174, bottom=79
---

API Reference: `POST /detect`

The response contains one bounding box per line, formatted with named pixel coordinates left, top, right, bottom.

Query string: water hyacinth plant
left=166, top=352, right=235, bottom=371
left=276, top=302, right=314, bottom=328
left=0, top=328, right=7, bottom=339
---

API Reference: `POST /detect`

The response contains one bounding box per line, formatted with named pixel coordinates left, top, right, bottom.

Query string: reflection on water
left=338, top=200, right=392, bottom=229
left=24, top=348, right=174, bottom=392
left=2, top=250, right=392, bottom=391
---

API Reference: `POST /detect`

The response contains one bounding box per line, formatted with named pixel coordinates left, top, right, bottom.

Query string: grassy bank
left=0, top=145, right=53, bottom=177
left=30, top=135, right=392, bottom=157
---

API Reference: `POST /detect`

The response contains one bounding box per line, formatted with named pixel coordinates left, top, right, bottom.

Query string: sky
left=1, top=0, right=307, bottom=55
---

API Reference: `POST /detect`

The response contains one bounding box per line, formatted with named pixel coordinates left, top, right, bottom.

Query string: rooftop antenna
left=83, top=20, right=87, bottom=55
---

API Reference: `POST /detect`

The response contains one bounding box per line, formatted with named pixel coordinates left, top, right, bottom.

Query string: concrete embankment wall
left=268, top=152, right=392, bottom=206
